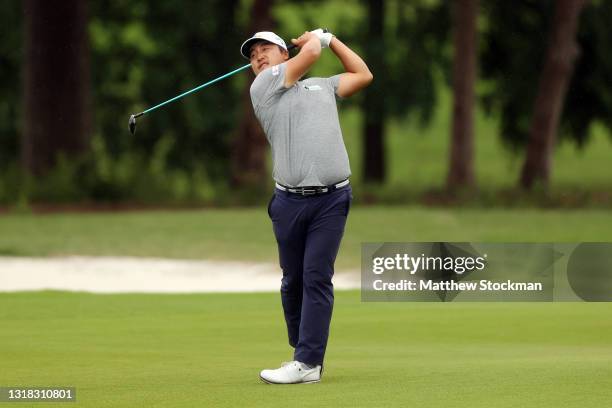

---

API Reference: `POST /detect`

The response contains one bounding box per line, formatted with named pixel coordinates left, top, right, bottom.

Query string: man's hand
left=290, top=31, right=320, bottom=49
left=310, top=28, right=333, bottom=49
left=285, top=31, right=322, bottom=87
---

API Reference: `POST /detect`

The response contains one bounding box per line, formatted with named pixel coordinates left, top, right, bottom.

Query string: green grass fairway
left=1, top=290, right=611, bottom=407
left=2, top=207, right=612, bottom=269
left=2, top=208, right=611, bottom=406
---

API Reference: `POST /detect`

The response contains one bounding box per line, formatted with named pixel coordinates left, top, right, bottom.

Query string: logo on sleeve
left=272, top=65, right=279, bottom=76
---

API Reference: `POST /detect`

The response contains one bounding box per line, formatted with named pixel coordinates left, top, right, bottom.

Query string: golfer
left=240, top=29, right=372, bottom=384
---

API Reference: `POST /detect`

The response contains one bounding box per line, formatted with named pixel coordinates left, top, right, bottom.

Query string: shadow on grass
left=0, top=246, right=28, bottom=256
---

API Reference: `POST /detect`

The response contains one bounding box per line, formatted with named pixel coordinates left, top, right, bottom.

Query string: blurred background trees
left=22, top=0, right=91, bottom=176
left=231, top=0, right=275, bottom=189
left=519, top=0, right=589, bottom=189
left=0, top=0, right=610, bottom=206
left=448, top=0, right=478, bottom=190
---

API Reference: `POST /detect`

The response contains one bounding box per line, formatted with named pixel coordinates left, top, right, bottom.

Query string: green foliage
left=1, top=87, right=611, bottom=207
left=480, top=0, right=552, bottom=148
left=565, top=1, right=612, bottom=146
left=0, top=0, right=249, bottom=204
left=480, top=0, right=612, bottom=148
left=0, top=135, right=220, bottom=205
left=0, top=1, right=22, bottom=167
left=89, top=0, right=243, bottom=179
left=274, top=0, right=449, bottom=123
left=383, top=0, right=450, bottom=123
left=0, top=0, right=611, bottom=206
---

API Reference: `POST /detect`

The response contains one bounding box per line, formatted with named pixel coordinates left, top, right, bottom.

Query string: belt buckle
left=301, top=188, right=316, bottom=196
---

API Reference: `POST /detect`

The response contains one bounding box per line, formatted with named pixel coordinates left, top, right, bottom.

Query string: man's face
left=249, top=41, right=288, bottom=75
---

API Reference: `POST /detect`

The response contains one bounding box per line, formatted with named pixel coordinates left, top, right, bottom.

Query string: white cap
left=240, top=31, right=287, bottom=60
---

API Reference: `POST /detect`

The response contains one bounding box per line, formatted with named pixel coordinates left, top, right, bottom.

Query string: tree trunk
left=230, top=0, right=274, bottom=187
left=362, top=0, right=386, bottom=183
left=447, top=0, right=478, bottom=190
left=22, top=0, right=91, bottom=176
left=519, top=0, right=588, bottom=189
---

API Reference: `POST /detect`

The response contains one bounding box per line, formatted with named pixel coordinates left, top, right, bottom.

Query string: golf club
left=127, top=62, right=262, bottom=135
left=127, top=31, right=329, bottom=135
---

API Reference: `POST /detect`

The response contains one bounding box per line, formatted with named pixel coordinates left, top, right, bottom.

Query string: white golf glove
left=310, top=28, right=333, bottom=48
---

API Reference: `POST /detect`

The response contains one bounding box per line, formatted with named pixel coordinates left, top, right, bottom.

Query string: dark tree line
left=480, top=0, right=603, bottom=189
left=340, top=0, right=597, bottom=191
left=363, top=0, right=386, bottom=183
left=442, top=0, right=591, bottom=191
left=22, top=0, right=91, bottom=176
left=231, top=0, right=274, bottom=188
left=520, top=0, right=589, bottom=188
left=448, top=0, right=478, bottom=190
left=3, top=0, right=609, bottom=203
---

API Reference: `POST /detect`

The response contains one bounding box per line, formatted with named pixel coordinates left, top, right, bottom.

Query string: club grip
left=287, top=28, right=328, bottom=51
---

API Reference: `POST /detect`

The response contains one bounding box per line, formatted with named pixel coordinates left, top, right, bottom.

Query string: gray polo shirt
left=250, top=62, right=351, bottom=187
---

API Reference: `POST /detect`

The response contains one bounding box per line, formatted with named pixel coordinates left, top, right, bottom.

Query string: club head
left=128, top=114, right=137, bottom=135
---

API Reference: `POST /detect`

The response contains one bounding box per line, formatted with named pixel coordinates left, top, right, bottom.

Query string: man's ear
left=281, top=48, right=289, bottom=61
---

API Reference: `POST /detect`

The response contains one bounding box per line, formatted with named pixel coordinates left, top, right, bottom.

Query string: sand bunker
left=0, top=256, right=360, bottom=293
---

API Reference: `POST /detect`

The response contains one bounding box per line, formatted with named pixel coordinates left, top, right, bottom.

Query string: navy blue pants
left=267, top=184, right=352, bottom=366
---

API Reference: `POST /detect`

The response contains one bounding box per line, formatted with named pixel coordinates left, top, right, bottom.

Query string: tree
left=140, top=1, right=241, bottom=181
left=447, top=0, right=478, bottom=190
left=0, top=2, right=22, bottom=171
left=480, top=1, right=610, bottom=161
left=520, top=0, right=589, bottom=188
left=358, top=0, right=450, bottom=184
left=230, top=0, right=275, bottom=187
left=362, top=0, right=386, bottom=183
left=22, top=0, right=91, bottom=176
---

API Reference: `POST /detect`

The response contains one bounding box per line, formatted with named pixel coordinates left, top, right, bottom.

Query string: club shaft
left=141, top=63, right=251, bottom=116
left=136, top=42, right=300, bottom=118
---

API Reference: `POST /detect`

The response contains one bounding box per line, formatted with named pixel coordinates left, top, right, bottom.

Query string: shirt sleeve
left=328, top=74, right=344, bottom=101
left=249, top=62, right=288, bottom=111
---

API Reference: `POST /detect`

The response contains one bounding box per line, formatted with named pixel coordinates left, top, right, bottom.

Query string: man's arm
left=284, top=31, right=322, bottom=88
left=329, top=37, right=373, bottom=97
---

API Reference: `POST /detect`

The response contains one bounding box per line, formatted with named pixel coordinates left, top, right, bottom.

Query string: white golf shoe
left=259, top=361, right=322, bottom=384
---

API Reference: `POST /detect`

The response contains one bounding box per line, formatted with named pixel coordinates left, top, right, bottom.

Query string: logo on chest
left=303, top=85, right=323, bottom=91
